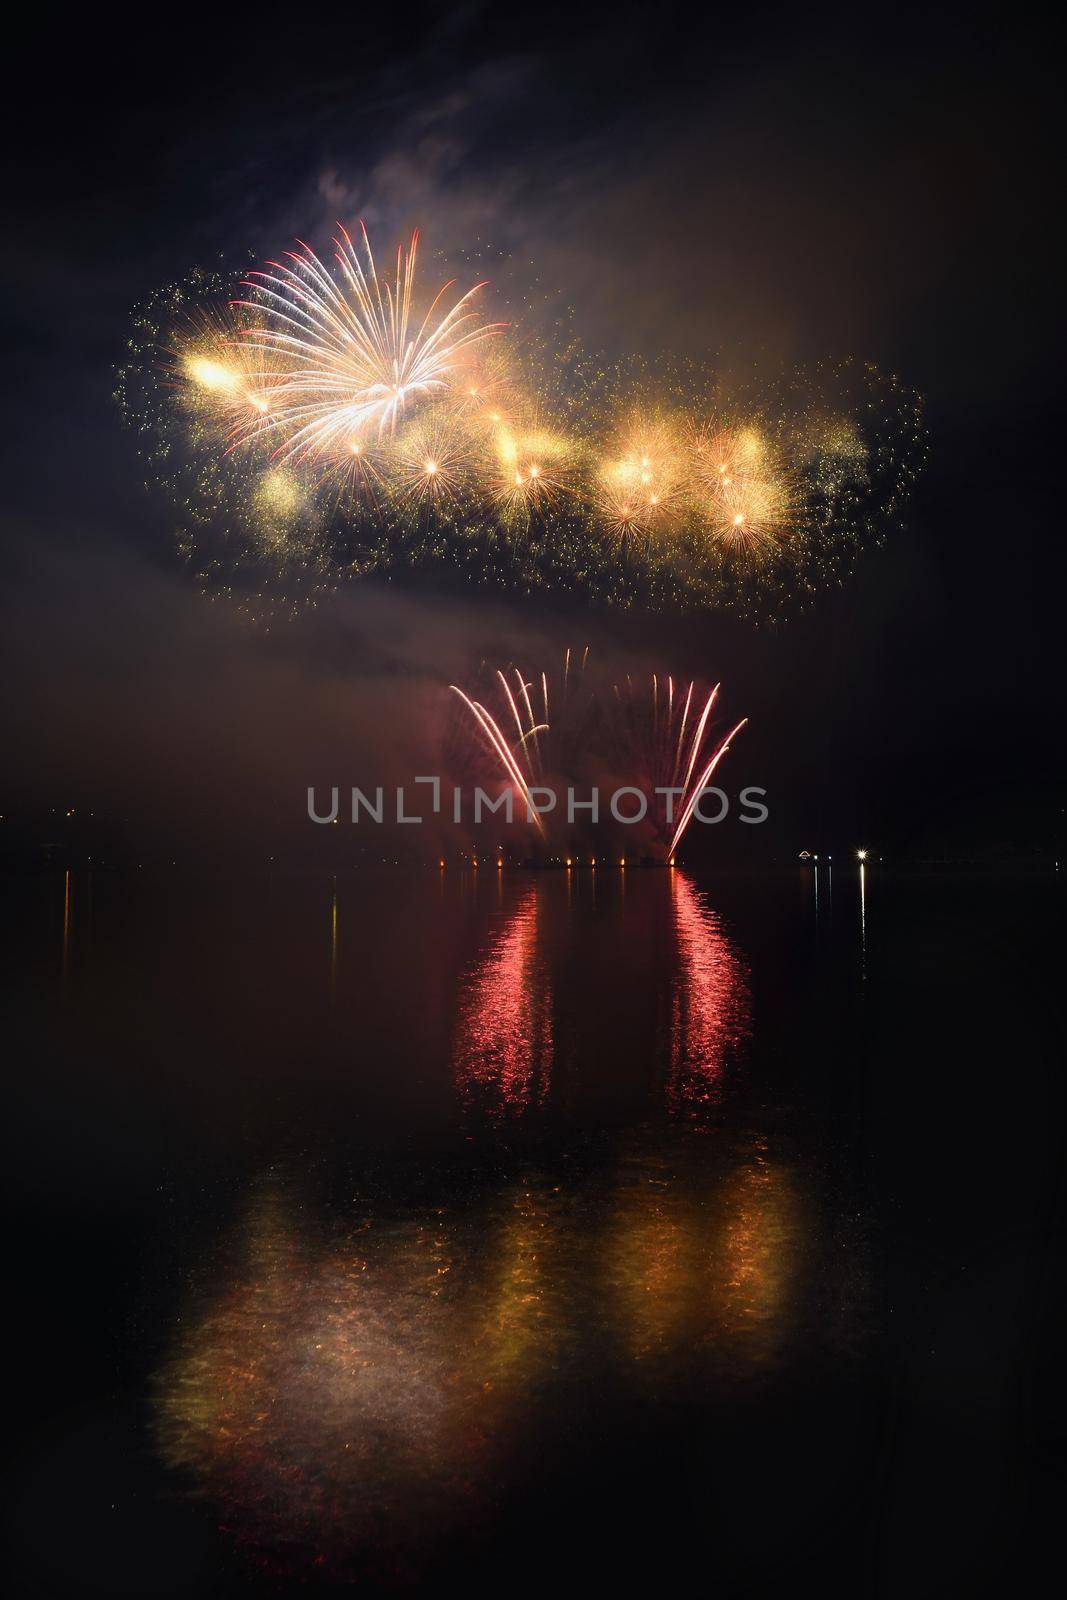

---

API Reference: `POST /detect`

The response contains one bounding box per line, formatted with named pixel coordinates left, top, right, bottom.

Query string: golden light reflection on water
left=482, top=1181, right=571, bottom=1385
left=156, top=1186, right=495, bottom=1576
left=156, top=1133, right=811, bottom=1576
left=606, top=1137, right=799, bottom=1373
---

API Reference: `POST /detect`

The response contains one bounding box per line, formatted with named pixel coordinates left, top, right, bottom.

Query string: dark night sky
left=2, top=2, right=1060, bottom=860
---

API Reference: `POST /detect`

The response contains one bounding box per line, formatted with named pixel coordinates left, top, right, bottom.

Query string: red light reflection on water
left=453, top=886, right=553, bottom=1116
left=669, top=873, right=750, bottom=1117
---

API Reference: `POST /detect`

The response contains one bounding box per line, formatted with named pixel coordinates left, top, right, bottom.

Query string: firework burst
left=488, top=406, right=580, bottom=526
left=391, top=405, right=473, bottom=509
left=118, top=226, right=925, bottom=623
left=595, top=411, right=687, bottom=538
left=688, top=422, right=794, bottom=556
left=232, top=224, right=505, bottom=459
left=174, top=306, right=288, bottom=434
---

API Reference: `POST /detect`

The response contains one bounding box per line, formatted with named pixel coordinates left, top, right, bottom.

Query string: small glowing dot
left=425, top=460, right=438, bottom=475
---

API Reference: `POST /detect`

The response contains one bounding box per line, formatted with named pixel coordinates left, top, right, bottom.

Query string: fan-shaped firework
left=609, top=672, right=748, bottom=857
left=232, top=225, right=504, bottom=459
left=447, top=649, right=745, bottom=859
left=448, top=647, right=591, bottom=840
left=116, top=224, right=925, bottom=623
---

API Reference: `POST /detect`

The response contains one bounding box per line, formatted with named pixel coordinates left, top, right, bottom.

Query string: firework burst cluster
left=117, top=225, right=924, bottom=624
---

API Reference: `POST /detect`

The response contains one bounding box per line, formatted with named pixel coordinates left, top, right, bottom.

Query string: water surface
left=4, top=866, right=1060, bottom=1594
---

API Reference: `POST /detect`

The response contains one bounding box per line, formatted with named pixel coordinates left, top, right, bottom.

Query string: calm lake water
left=3, top=866, right=1062, bottom=1594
